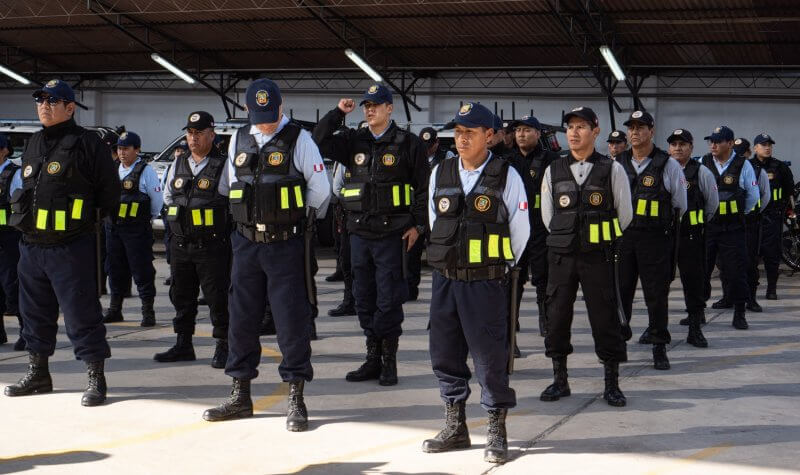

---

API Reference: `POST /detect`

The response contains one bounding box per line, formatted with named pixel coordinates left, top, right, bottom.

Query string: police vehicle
left=1, top=119, right=120, bottom=165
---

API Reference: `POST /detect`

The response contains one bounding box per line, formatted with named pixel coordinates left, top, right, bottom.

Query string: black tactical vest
left=546, top=153, right=620, bottom=253
left=681, top=159, right=705, bottom=235
left=339, top=124, right=414, bottom=236
left=166, top=152, right=229, bottom=240
left=0, top=162, right=20, bottom=230
left=427, top=156, right=513, bottom=274
left=702, top=154, right=746, bottom=227
left=116, top=160, right=151, bottom=225
left=619, top=148, right=674, bottom=231
left=228, top=123, right=306, bottom=241
left=762, top=157, right=787, bottom=214
left=513, top=145, right=557, bottom=234
left=11, top=130, right=94, bottom=243
left=429, top=147, right=449, bottom=171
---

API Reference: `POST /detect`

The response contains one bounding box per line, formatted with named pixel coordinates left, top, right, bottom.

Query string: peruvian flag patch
left=519, top=201, right=528, bottom=210
left=313, top=163, right=324, bottom=172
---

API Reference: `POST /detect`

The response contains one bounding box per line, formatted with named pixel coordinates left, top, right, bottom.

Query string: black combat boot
left=711, top=297, right=732, bottom=309
left=686, top=313, right=708, bottom=348
left=732, top=304, right=748, bottom=329
left=746, top=289, right=763, bottom=313
left=81, top=360, right=107, bottom=407
left=153, top=333, right=196, bottom=362
left=0, top=317, right=6, bottom=344
left=766, top=282, right=778, bottom=300
left=653, top=343, right=670, bottom=370
left=140, top=297, right=156, bottom=327
left=286, top=380, right=309, bottom=432
left=346, top=337, right=382, bottom=382
left=325, top=270, right=343, bottom=282
left=259, top=307, right=276, bottom=336
left=211, top=339, right=228, bottom=369
left=13, top=317, right=27, bottom=351
left=4, top=353, right=53, bottom=396
left=329, top=281, right=356, bottom=317
left=379, top=336, right=398, bottom=386
left=422, top=402, right=470, bottom=453
left=484, top=408, right=508, bottom=464
left=537, top=302, right=548, bottom=337
left=540, top=357, right=570, bottom=401
left=102, top=295, right=124, bottom=323
left=638, top=327, right=652, bottom=344
left=681, top=309, right=707, bottom=326
left=602, top=362, right=627, bottom=407
left=203, top=378, right=253, bottom=421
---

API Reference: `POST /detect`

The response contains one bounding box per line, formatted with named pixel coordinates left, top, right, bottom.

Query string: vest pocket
left=484, top=223, right=514, bottom=264
left=373, top=182, right=410, bottom=214
left=9, top=188, right=32, bottom=232
left=463, top=222, right=485, bottom=268
left=546, top=213, right=578, bottom=251
left=273, top=178, right=305, bottom=224
left=341, top=182, right=370, bottom=212
left=426, top=218, right=459, bottom=269
left=229, top=181, right=251, bottom=223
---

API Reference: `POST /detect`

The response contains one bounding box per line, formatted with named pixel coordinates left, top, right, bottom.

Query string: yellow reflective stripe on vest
left=294, top=185, right=304, bottom=208
left=342, top=188, right=360, bottom=198
left=730, top=200, right=738, bottom=214
left=280, top=187, right=290, bottom=210
left=534, top=194, right=540, bottom=209
left=699, top=209, right=704, bottom=223
left=487, top=234, right=500, bottom=258
left=405, top=184, right=412, bottom=206
left=589, top=223, right=600, bottom=243
left=392, top=185, right=400, bottom=207
left=602, top=221, right=611, bottom=241
left=650, top=201, right=659, bottom=217
left=54, top=210, right=66, bottom=231
left=468, top=239, right=482, bottom=264
left=689, top=210, right=698, bottom=225
left=636, top=199, right=647, bottom=216
left=613, top=218, right=622, bottom=237
left=36, top=209, right=48, bottom=230
left=719, top=202, right=727, bottom=215
left=204, top=209, right=214, bottom=226
left=0, top=209, right=5, bottom=226
left=168, top=206, right=179, bottom=216
left=71, top=199, right=83, bottom=220
left=229, top=189, right=243, bottom=200
left=130, top=202, right=139, bottom=217
left=502, top=237, right=513, bottom=260
left=118, top=203, right=128, bottom=218
left=191, top=209, right=202, bottom=226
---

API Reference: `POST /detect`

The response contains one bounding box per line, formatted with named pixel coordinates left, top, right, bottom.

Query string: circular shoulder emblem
left=474, top=195, right=491, bottom=212
left=459, top=103, right=473, bottom=116
left=197, top=178, right=211, bottom=190
left=354, top=153, right=367, bottom=166
left=642, top=175, right=655, bottom=187
left=589, top=192, right=603, bottom=206
left=23, top=165, right=33, bottom=178
left=268, top=152, right=284, bottom=166
left=632, top=110, right=643, bottom=118
left=189, top=113, right=200, bottom=123
left=723, top=175, right=735, bottom=185
left=235, top=152, right=248, bottom=167
left=122, top=179, right=134, bottom=190
left=558, top=195, right=571, bottom=208
left=256, top=90, right=269, bottom=106
left=46, top=162, right=61, bottom=175
left=768, top=172, right=775, bottom=180
left=381, top=153, right=396, bottom=166
left=529, top=169, right=536, bottom=178
left=422, top=131, right=431, bottom=141
left=173, top=177, right=185, bottom=189
left=437, top=197, right=451, bottom=213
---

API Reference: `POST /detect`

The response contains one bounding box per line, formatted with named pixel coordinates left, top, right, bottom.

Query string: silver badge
left=558, top=195, right=570, bottom=207
left=438, top=197, right=451, bottom=213
left=354, top=153, right=367, bottom=165
left=632, top=110, right=643, bottom=119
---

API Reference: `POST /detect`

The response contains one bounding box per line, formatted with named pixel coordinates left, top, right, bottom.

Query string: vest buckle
left=256, top=223, right=266, bottom=232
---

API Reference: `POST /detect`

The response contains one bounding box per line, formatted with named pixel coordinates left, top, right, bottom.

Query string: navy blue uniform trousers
left=350, top=234, right=407, bottom=339
left=226, top=231, right=312, bottom=382
left=19, top=234, right=110, bottom=361
left=104, top=221, right=155, bottom=299
left=760, top=211, right=783, bottom=287
left=429, top=271, right=515, bottom=410
left=0, top=229, right=21, bottom=315
left=705, top=223, right=748, bottom=306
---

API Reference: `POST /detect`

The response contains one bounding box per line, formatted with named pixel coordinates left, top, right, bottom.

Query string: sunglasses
left=34, top=95, right=69, bottom=105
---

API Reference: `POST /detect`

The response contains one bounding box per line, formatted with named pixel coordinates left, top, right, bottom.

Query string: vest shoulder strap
left=435, top=156, right=460, bottom=189
left=683, top=159, right=700, bottom=181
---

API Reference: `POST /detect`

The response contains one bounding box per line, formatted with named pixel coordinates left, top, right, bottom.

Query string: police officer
left=101, top=132, right=162, bottom=327
left=421, top=102, right=529, bottom=464
left=162, top=140, right=189, bottom=286
left=203, top=79, right=330, bottom=431
left=420, top=127, right=455, bottom=171
left=155, top=111, right=230, bottom=368
left=667, top=129, right=718, bottom=347
left=509, top=115, right=560, bottom=339
left=541, top=106, right=630, bottom=407
left=488, top=116, right=511, bottom=159
left=617, top=110, right=687, bottom=370
left=313, top=85, right=427, bottom=386
left=327, top=161, right=357, bottom=317
left=0, top=133, right=24, bottom=350
left=4, top=79, right=119, bottom=406
left=702, top=126, right=760, bottom=330
left=742, top=138, right=771, bottom=312
left=753, top=133, right=795, bottom=300
left=607, top=130, right=628, bottom=160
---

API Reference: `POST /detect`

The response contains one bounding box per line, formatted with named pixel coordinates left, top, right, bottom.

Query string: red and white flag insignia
left=313, top=163, right=324, bottom=172
left=519, top=201, right=528, bottom=210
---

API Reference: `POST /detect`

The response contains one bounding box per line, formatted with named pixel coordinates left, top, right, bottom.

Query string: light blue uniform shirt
left=227, top=115, right=331, bottom=219
left=756, top=168, right=771, bottom=212
left=119, top=158, right=164, bottom=218
left=428, top=152, right=530, bottom=265
left=2, top=160, right=23, bottom=195
left=710, top=151, right=760, bottom=212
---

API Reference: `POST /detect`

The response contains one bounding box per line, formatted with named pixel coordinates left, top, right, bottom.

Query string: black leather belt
left=441, top=265, right=507, bottom=282
left=237, top=224, right=302, bottom=243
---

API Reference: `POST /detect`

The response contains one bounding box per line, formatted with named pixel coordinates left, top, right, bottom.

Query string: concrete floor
left=0, top=248, right=799, bottom=475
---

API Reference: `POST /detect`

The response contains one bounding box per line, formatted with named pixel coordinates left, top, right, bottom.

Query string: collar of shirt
left=713, top=150, right=737, bottom=172
left=371, top=121, right=392, bottom=140
left=458, top=151, right=494, bottom=192
left=249, top=115, right=290, bottom=145
left=119, top=157, right=142, bottom=170
left=186, top=155, right=210, bottom=172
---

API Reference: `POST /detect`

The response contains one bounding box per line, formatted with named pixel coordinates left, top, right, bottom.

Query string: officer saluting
left=667, top=129, right=718, bottom=347
left=155, top=111, right=230, bottom=368
left=0, top=133, right=23, bottom=349
left=421, top=102, right=529, bottom=464
left=616, top=110, right=687, bottom=370
left=203, top=79, right=330, bottom=432
left=702, top=126, right=760, bottom=330
left=313, top=85, right=428, bottom=386
left=4, top=79, right=119, bottom=406
left=101, top=132, right=162, bottom=327
left=752, top=133, right=794, bottom=300
left=540, top=106, right=631, bottom=407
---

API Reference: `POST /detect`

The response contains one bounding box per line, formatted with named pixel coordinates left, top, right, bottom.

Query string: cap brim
left=510, top=120, right=541, bottom=130
left=563, top=112, right=595, bottom=125
left=359, top=99, right=391, bottom=106
left=248, top=109, right=280, bottom=125
left=452, top=116, right=492, bottom=129
left=667, top=135, right=691, bottom=144
left=622, top=118, right=652, bottom=127
left=607, top=138, right=625, bottom=143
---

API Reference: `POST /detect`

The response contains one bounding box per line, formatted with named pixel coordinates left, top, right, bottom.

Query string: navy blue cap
left=359, top=84, right=392, bottom=106
left=753, top=133, right=775, bottom=145
left=419, top=127, right=438, bottom=145
left=733, top=137, right=750, bottom=152
left=246, top=79, right=282, bottom=125
left=511, top=115, right=542, bottom=130
left=492, top=115, right=503, bottom=132
left=452, top=102, right=495, bottom=129
left=116, top=131, right=141, bottom=148
left=563, top=106, right=599, bottom=127
left=607, top=130, right=627, bottom=143
left=183, top=111, right=215, bottom=130
left=704, top=126, right=734, bottom=142
left=623, top=110, right=654, bottom=128
left=667, top=128, right=693, bottom=144
left=32, top=79, right=75, bottom=102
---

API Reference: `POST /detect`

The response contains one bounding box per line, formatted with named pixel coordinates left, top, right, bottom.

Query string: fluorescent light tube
left=151, top=53, right=196, bottom=84
left=344, top=49, right=384, bottom=83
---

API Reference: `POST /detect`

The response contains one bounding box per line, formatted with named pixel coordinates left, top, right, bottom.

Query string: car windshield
left=5, top=132, right=35, bottom=160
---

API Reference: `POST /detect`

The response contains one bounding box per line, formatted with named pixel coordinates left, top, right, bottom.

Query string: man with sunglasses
left=4, top=79, right=119, bottom=407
